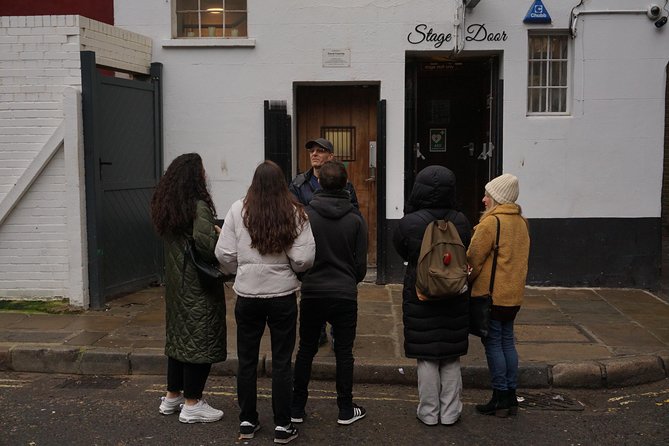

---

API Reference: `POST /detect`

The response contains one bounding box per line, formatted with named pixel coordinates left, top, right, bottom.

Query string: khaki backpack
left=415, top=212, right=469, bottom=301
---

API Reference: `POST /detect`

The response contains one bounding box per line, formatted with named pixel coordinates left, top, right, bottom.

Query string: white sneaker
left=178, top=399, right=223, bottom=423
left=159, top=395, right=185, bottom=415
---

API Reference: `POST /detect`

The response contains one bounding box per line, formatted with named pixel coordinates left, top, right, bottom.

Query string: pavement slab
left=0, top=284, right=667, bottom=389
left=515, top=324, right=591, bottom=343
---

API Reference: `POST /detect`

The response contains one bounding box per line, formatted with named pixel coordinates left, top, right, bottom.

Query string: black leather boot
left=508, top=389, right=518, bottom=416
left=476, top=389, right=510, bottom=417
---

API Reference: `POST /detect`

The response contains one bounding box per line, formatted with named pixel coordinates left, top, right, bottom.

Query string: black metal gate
left=81, top=51, right=163, bottom=309
left=264, top=100, right=292, bottom=183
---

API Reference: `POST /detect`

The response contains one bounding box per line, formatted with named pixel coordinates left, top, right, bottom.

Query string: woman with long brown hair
left=150, top=153, right=226, bottom=424
left=215, top=160, right=315, bottom=444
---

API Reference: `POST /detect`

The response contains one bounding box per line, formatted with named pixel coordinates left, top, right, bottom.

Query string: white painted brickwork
left=79, top=16, right=152, bottom=74
left=0, top=15, right=152, bottom=305
left=0, top=150, right=68, bottom=297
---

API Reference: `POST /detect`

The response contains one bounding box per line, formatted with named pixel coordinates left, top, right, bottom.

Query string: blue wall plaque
left=524, top=0, right=552, bottom=24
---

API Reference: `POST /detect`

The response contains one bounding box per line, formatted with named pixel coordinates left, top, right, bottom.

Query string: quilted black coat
left=392, top=166, right=472, bottom=360
left=164, top=200, right=226, bottom=364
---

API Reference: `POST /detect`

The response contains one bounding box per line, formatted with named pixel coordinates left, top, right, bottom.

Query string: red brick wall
left=0, top=0, right=113, bottom=24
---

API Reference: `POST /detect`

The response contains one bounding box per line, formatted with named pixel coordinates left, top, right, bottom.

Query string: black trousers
left=235, top=293, right=297, bottom=426
left=292, top=298, right=358, bottom=411
left=166, top=356, right=212, bottom=400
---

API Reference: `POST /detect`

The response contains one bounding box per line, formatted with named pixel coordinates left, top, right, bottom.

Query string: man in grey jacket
left=291, top=160, right=368, bottom=426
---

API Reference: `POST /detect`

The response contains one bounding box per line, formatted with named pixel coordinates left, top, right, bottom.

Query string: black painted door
left=406, top=56, right=502, bottom=226
left=81, top=52, right=163, bottom=308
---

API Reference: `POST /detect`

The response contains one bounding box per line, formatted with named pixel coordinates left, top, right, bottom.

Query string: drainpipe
left=454, top=1, right=465, bottom=55
left=571, top=8, right=651, bottom=37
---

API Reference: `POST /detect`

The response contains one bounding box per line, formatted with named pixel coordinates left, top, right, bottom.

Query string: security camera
left=656, top=16, right=668, bottom=27
left=647, top=4, right=662, bottom=19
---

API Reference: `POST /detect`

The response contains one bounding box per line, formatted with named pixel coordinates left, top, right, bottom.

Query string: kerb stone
left=604, top=355, right=666, bottom=387
left=80, top=349, right=130, bottom=375
left=129, top=349, right=165, bottom=375
left=552, top=362, right=603, bottom=388
left=0, top=345, right=11, bottom=371
left=518, top=364, right=550, bottom=388
left=10, top=345, right=81, bottom=374
left=210, top=356, right=238, bottom=377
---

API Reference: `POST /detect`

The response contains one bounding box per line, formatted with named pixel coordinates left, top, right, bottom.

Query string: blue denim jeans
left=483, top=319, right=518, bottom=391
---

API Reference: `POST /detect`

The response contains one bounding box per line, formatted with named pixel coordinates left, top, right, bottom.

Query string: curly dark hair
left=243, top=160, right=307, bottom=255
left=150, top=153, right=216, bottom=237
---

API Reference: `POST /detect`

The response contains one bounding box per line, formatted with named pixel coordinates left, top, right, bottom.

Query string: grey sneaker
left=239, top=421, right=261, bottom=439
left=159, top=395, right=185, bottom=415
left=178, top=399, right=223, bottom=423
left=274, top=423, right=298, bottom=444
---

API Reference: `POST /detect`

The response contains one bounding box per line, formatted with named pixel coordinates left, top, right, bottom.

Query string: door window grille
left=322, top=127, right=355, bottom=161
left=527, top=33, right=568, bottom=114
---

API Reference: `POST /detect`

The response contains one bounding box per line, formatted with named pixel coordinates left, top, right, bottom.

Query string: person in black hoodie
left=393, top=165, right=472, bottom=426
left=291, top=160, right=368, bottom=426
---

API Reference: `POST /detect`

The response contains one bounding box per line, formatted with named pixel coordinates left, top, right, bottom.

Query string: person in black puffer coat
left=392, top=165, right=472, bottom=426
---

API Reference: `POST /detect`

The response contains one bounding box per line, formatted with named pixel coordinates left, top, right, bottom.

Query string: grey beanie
left=485, top=173, right=519, bottom=204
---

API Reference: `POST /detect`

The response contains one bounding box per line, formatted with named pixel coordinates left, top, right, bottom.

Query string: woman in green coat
left=150, top=153, right=227, bottom=424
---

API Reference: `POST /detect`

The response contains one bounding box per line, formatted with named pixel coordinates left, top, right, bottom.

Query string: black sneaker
left=274, top=423, right=299, bottom=444
left=337, top=404, right=366, bottom=425
left=239, top=421, right=261, bottom=439
left=290, top=407, right=305, bottom=424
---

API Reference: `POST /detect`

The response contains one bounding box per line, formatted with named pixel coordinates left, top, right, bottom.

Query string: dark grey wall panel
left=527, top=217, right=660, bottom=289
left=380, top=217, right=661, bottom=289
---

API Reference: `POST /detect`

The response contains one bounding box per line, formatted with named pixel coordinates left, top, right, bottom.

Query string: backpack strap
left=488, top=215, right=501, bottom=295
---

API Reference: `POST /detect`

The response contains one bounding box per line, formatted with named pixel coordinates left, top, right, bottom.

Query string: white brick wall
left=79, top=17, right=152, bottom=74
left=0, top=15, right=152, bottom=305
left=0, top=150, right=68, bottom=298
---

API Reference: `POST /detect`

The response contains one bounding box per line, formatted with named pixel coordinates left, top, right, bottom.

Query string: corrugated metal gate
left=81, top=51, right=163, bottom=309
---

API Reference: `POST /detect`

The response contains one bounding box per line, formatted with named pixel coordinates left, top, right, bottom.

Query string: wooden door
left=296, top=85, right=379, bottom=265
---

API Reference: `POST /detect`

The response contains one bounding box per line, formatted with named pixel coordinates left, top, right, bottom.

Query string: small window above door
left=174, top=0, right=247, bottom=38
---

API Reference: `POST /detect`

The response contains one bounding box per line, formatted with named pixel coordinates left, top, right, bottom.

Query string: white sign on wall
left=322, top=48, right=351, bottom=67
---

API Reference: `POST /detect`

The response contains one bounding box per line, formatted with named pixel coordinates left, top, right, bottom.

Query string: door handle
left=99, top=159, right=112, bottom=178
left=365, top=176, right=376, bottom=182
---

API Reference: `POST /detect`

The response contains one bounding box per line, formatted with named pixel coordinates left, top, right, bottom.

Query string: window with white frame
left=175, top=0, right=247, bottom=38
left=527, top=33, right=568, bottom=114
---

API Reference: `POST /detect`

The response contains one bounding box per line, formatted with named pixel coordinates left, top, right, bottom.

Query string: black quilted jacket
left=393, top=166, right=472, bottom=360
left=163, top=200, right=227, bottom=364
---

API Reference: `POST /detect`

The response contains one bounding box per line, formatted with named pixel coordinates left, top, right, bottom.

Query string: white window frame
left=172, top=0, right=248, bottom=39
left=527, top=32, right=570, bottom=116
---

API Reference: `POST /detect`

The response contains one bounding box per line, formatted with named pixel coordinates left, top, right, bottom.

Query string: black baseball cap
left=305, top=138, right=334, bottom=152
